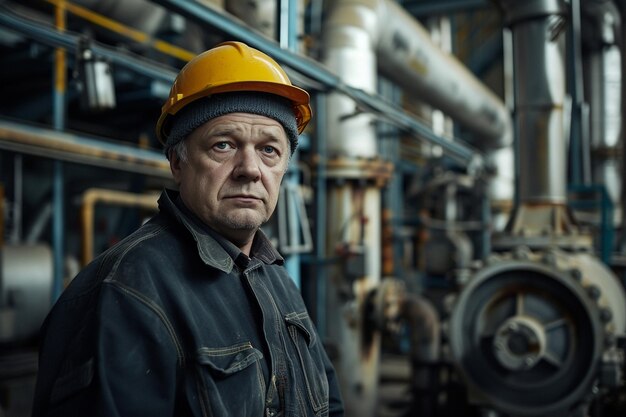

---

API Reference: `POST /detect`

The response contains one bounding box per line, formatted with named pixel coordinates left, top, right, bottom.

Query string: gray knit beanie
left=164, top=91, right=299, bottom=157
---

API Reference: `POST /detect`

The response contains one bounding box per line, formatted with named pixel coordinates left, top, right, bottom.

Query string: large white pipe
left=226, top=0, right=277, bottom=39
left=323, top=1, right=379, bottom=158
left=323, top=0, right=513, bottom=155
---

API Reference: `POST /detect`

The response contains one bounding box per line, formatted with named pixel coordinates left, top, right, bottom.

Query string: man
left=32, top=41, right=344, bottom=417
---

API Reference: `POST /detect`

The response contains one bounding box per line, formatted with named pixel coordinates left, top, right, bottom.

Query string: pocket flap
left=196, top=342, right=263, bottom=377
left=50, top=357, right=95, bottom=404
left=284, top=312, right=316, bottom=347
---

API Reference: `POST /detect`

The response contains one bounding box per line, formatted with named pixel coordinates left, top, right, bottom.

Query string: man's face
left=170, top=112, right=291, bottom=246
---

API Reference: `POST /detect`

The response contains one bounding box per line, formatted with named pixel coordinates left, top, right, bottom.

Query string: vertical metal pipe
left=10, top=155, right=22, bottom=244
left=499, top=0, right=569, bottom=204
left=582, top=0, right=621, bottom=225
left=279, top=0, right=302, bottom=287
left=314, top=94, right=327, bottom=338
left=567, top=0, right=592, bottom=185
left=380, top=92, right=402, bottom=277
left=617, top=1, right=626, bottom=250
left=52, top=1, right=67, bottom=301
left=323, top=2, right=383, bottom=414
left=0, top=184, right=4, bottom=248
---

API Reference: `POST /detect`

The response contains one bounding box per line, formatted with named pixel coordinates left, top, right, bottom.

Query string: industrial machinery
left=446, top=1, right=626, bottom=416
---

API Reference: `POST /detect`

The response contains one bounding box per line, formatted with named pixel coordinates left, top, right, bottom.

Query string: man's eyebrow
left=203, top=126, right=241, bottom=138
left=199, top=124, right=287, bottom=143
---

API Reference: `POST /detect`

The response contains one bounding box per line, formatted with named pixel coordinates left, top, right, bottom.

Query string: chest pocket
left=284, top=312, right=329, bottom=415
left=195, top=342, right=265, bottom=417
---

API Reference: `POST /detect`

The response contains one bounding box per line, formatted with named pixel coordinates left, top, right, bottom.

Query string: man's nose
left=232, top=147, right=261, bottom=180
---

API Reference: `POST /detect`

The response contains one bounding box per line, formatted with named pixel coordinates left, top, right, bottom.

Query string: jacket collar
left=158, top=189, right=283, bottom=273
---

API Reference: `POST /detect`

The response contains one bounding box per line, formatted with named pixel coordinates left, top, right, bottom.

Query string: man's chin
left=221, top=212, right=265, bottom=231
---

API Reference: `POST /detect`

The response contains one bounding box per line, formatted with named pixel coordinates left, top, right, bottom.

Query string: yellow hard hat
left=156, top=41, right=312, bottom=145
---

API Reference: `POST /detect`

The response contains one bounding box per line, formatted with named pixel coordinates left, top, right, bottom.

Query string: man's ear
left=169, top=149, right=182, bottom=185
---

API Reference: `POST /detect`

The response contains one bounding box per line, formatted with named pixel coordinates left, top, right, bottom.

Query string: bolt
left=569, top=269, right=582, bottom=282
left=600, top=308, right=613, bottom=323
left=587, top=285, right=602, bottom=300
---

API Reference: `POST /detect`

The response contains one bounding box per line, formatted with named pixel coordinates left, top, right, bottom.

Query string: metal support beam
left=402, top=0, right=491, bottom=17
left=0, top=4, right=177, bottom=84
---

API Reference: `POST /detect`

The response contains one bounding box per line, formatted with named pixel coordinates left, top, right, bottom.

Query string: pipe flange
left=497, top=0, right=568, bottom=26
left=314, top=156, right=393, bottom=186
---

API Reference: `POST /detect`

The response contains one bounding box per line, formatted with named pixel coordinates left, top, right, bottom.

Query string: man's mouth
left=225, top=194, right=263, bottom=203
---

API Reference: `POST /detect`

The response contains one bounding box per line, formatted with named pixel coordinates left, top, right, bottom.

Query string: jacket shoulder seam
left=101, top=223, right=169, bottom=277
left=106, top=280, right=186, bottom=367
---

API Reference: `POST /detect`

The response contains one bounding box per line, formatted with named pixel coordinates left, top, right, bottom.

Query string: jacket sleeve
left=94, top=281, right=181, bottom=416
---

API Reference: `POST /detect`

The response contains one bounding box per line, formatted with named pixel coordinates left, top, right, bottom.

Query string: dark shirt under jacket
left=31, top=189, right=344, bottom=417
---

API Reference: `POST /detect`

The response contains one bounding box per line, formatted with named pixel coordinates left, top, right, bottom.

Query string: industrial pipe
left=0, top=119, right=171, bottom=178
left=0, top=185, right=4, bottom=249
left=81, top=188, right=159, bottom=265
left=323, top=0, right=513, bottom=155
left=499, top=0, right=569, bottom=204
left=581, top=1, right=622, bottom=224
left=401, top=294, right=440, bottom=416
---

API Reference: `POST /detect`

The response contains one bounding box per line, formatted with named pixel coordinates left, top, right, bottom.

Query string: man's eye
left=214, top=142, right=230, bottom=150
left=262, top=146, right=276, bottom=154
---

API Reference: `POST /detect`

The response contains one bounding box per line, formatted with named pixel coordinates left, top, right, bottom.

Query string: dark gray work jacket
left=31, top=189, right=343, bottom=417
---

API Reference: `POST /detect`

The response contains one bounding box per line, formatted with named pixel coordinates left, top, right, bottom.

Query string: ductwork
left=323, top=0, right=513, bottom=157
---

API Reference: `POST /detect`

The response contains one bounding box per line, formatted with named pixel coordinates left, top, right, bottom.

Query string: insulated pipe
left=615, top=0, right=626, bottom=247
left=323, top=0, right=378, bottom=158
left=226, top=0, right=277, bottom=39
left=324, top=184, right=383, bottom=417
left=498, top=0, right=569, bottom=204
left=582, top=1, right=622, bottom=218
left=0, top=119, right=171, bottom=178
left=323, top=0, right=512, bottom=154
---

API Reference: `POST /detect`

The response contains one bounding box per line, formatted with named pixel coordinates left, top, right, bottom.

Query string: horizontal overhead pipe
left=0, top=119, right=171, bottom=178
